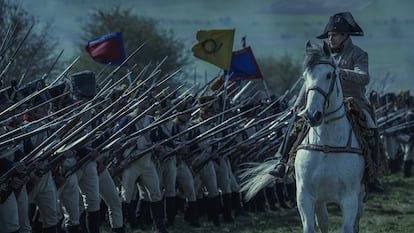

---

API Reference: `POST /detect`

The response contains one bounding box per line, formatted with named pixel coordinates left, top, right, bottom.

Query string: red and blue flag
left=225, top=46, right=262, bottom=81
left=85, top=32, right=127, bottom=66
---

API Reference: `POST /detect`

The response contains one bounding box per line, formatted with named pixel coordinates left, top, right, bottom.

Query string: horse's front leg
left=315, top=201, right=329, bottom=233
left=296, top=184, right=317, bottom=233
left=340, top=193, right=360, bottom=233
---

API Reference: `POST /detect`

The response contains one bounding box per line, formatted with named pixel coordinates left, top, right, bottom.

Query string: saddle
left=286, top=97, right=382, bottom=184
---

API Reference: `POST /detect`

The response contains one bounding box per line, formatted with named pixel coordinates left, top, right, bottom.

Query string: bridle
left=304, top=59, right=345, bottom=124
left=298, top=57, right=363, bottom=155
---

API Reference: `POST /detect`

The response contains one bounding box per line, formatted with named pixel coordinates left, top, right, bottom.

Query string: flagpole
left=261, top=78, right=271, bottom=100
left=222, top=72, right=230, bottom=122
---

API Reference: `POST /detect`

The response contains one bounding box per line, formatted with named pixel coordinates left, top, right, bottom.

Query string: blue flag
left=224, top=46, right=262, bottom=81
left=85, top=32, right=127, bottom=66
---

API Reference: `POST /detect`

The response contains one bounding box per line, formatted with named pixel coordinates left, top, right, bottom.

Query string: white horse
left=295, top=40, right=365, bottom=233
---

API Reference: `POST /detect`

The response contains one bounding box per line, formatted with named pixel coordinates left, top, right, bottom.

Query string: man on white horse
left=269, top=11, right=385, bottom=193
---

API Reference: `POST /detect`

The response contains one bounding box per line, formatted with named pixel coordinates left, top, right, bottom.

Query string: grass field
left=101, top=173, right=414, bottom=233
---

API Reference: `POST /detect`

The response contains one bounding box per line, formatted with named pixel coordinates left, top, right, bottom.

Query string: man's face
left=328, top=32, right=348, bottom=49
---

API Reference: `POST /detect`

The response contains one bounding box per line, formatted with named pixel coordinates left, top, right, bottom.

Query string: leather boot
left=100, top=200, right=109, bottom=225
left=86, top=210, right=101, bottom=233
left=136, top=200, right=152, bottom=228
left=196, top=198, right=206, bottom=219
left=122, top=202, right=137, bottom=230
left=150, top=201, right=169, bottom=233
left=404, top=160, right=413, bottom=178
left=269, top=124, right=297, bottom=178
left=175, top=196, right=186, bottom=214
left=65, top=225, right=80, bottom=233
left=111, top=227, right=125, bottom=233
left=222, top=193, right=234, bottom=223
left=265, top=186, right=278, bottom=211
left=185, top=201, right=200, bottom=227
left=231, top=192, right=245, bottom=217
left=275, top=182, right=290, bottom=209
left=286, top=182, right=297, bottom=207
left=79, top=211, right=87, bottom=233
left=206, top=196, right=220, bottom=226
left=165, top=196, right=176, bottom=227
left=42, top=225, right=58, bottom=233
left=256, top=189, right=266, bottom=212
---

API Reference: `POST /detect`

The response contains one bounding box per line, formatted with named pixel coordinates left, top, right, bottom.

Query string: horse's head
left=298, top=40, right=342, bottom=127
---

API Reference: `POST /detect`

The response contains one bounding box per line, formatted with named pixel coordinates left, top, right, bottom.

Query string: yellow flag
left=192, top=29, right=235, bottom=70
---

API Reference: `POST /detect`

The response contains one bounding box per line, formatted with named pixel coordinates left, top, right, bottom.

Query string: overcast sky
left=16, top=0, right=414, bottom=93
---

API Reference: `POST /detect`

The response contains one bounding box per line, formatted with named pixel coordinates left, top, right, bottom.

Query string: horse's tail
left=238, top=159, right=277, bottom=201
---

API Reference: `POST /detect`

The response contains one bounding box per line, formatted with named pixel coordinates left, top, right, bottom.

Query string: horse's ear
left=322, top=41, right=331, bottom=56
left=305, top=40, right=314, bottom=54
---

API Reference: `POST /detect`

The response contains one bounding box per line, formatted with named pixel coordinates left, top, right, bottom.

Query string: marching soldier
left=0, top=93, right=21, bottom=233
left=150, top=93, right=178, bottom=228
left=23, top=95, right=60, bottom=233
left=114, top=97, right=168, bottom=233
left=213, top=108, right=237, bottom=223
left=57, top=71, right=101, bottom=233
left=169, top=96, right=201, bottom=227
left=0, top=93, right=32, bottom=233
left=190, top=96, right=221, bottom=227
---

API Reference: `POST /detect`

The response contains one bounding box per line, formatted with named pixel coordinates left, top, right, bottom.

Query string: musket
left=383, top=120, right=414, bottom=135
left=377, top=109, right=407, bottom=128
left=0, top=23, right=16, bottom=58
left=0, top=23, right=34, bottom=81
left=0, top=120, right=63, bottom=149
left=58, top=68, right=184, bottom=176
left=0, top=91, right=70, bottom=127
left=0, top=99, right=100, bottom=151
left=110, top=114, right=247, bottom=179
left=241, top=136, right=282, bottom=163
left=177, top=117, right=251, bottom=174
left=60, top=96, right=156, bottom=178
left=158, top=104, right=261, bottom=162
left=0, top=56, right=80, bottom=116
left=41, top=49, right=64, bottom=81
left=107, top=101, right=253, bottom=175
left=98, top=43, right=146, bottom=88
left=0, top=98, right=109, bottom=197
left=98, top=84, right=192, bottom=157
left=257, top=75, right=302, bottom=117
left=221, top=113, right=289, bottom=161
left=0, top=109, right=84, bottom=195
left=95, top=63, right=112, bottom=84
left=8, top=98, right=107, bottom=163
left=97, top=64, right=139, bottom=98
left=231, top=81, right=253, bottom=102
left=27, top=97, right=145, bottom=181
left=103, top=93, right=216, bottom=158
left=99, top=83, right=185, bottom=151
left=9, top=97, right=110, bottom=171
left=63, top=89, right=185, bottom=178
left=212, top=113, right=286, bottom=161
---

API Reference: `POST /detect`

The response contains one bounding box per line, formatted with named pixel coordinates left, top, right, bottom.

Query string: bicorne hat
left=317, top=12, right=364, bottom=39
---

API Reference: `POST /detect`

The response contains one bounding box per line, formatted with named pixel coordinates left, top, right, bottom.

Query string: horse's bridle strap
left=297, top=144, right=363, bottom=155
